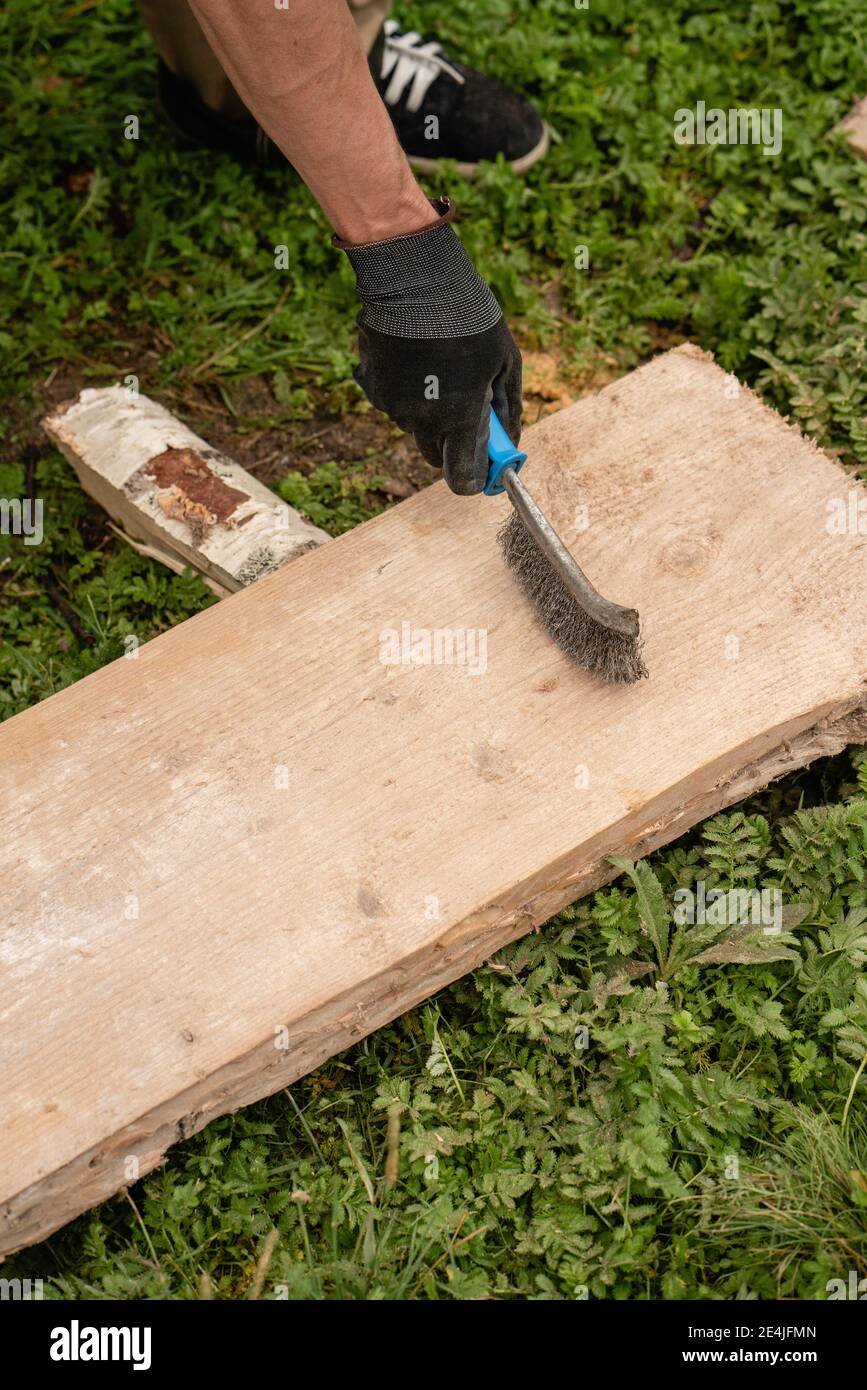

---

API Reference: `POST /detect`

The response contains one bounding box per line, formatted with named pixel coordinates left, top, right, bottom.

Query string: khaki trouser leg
left=137, top=0, right=391, bottom=116
left=346, top=0, right=392, bottom=52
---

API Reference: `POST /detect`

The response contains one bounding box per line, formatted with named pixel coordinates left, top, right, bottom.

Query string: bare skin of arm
left=187, top=0, right=438, bottom=243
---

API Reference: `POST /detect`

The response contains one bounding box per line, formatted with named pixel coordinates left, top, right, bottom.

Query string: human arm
left=187, top=0, right=521, bottom=491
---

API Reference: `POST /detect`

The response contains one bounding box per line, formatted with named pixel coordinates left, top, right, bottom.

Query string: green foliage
left=276, top=460, right=387, bottom=536
left=771, top=801, right=867, bottom=912
left=0, top=452, right=216, bottom=715
left=701, top=811, right=772, bottom=886
left=688, top=1106, right=867, bottom=1298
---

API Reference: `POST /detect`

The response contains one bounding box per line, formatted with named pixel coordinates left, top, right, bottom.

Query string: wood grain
left=3, top=344, right=866, bottom=1254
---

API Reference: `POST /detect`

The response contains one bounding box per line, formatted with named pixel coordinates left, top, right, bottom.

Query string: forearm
left=187, top=0, right=437, bottom=242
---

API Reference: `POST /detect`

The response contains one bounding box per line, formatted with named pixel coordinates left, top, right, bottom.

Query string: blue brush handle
left=484, top=406, right=527, bottom=496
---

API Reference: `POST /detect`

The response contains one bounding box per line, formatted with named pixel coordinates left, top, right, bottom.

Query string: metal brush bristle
left=498, top=509, right=647, bottom=685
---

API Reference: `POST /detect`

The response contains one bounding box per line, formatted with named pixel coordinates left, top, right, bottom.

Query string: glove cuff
left=335, top=197, right=502, bottom=341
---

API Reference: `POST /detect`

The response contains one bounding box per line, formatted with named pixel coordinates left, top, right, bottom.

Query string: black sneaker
left=371, top=21, right=549, bottom=176
left=156, top=22, right=548, bottom=177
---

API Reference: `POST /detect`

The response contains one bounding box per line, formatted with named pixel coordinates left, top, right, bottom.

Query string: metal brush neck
left=502, top=467, right=640, bottom=639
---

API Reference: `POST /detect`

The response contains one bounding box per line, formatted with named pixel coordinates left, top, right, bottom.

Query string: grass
left=1, top=0, right=866, bottom=1298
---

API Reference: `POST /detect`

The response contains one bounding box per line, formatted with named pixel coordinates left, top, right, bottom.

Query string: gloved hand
left=335, top=197, right=522, bottom=495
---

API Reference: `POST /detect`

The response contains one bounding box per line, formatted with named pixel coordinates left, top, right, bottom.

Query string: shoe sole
left=406, top=121, right=550, bottom=178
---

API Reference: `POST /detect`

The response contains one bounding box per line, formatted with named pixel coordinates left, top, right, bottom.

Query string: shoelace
left=379, top=19, right=465, bottom=114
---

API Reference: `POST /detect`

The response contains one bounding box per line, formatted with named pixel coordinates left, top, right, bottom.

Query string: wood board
left=837, top=96, right=867, bottom=160
left=2, top=344, right=866, bottom=1255
left=43, top=386, right=329, bottom=597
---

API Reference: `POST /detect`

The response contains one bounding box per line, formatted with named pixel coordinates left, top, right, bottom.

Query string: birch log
left=44, top=386, right=329, bottom=597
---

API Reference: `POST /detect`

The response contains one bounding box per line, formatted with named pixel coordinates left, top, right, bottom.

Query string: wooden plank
left=2, top=344, right=866, bottom=1255
left=836, top=96, right=867, bottom=160
left=43, top=386, right=329, bottom=597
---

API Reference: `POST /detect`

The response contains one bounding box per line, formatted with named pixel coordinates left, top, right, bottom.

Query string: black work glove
left=336, top=197, right=522, bottom=495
